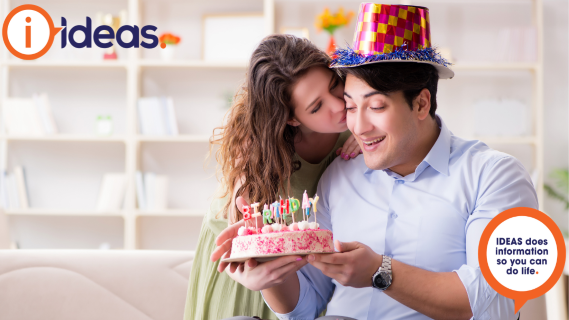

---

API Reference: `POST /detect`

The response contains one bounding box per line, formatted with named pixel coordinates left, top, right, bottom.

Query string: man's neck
left=389, top=117, right=441, bottom=177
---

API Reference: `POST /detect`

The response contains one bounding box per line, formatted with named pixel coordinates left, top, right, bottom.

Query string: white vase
left=160, top=44, right=177, bottom=61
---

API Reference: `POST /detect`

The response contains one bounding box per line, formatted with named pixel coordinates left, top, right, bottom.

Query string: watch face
left=374, top=273, right=386, bottom=288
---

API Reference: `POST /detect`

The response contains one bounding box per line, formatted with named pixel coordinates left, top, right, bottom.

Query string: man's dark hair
left=338, top=62, right=439, bottom=118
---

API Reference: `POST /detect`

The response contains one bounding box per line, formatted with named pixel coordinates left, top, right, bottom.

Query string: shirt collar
left=421, top=115, right=450, bottom=176
left=363, top=114, right=451, bottom=177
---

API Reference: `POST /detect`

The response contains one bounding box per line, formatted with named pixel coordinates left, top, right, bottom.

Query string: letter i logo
left=2, top=5, right=62, bottom=60
left=25, top=16, right=31, bottom=48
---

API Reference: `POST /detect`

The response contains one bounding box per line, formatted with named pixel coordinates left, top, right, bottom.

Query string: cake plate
left=221, top=251, right=334, bottom=263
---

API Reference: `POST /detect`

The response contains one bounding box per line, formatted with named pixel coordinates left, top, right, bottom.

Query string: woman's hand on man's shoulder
left=336, top=134, right=362, bottom=160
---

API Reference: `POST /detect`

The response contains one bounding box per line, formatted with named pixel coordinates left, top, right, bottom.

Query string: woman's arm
left=224, top=257, right=305, bottom=314
left=260, top=270, right=302, bottom=314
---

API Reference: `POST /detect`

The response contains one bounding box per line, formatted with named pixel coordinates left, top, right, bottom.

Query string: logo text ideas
left=60, top=17, right=158, bottom=49
left=2, top=4, right=161, bottom=60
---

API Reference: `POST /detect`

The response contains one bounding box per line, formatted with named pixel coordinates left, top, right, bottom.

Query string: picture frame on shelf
left=280, top=27, right=309, bottom=40
left=202, top=13, right=266, bottom=63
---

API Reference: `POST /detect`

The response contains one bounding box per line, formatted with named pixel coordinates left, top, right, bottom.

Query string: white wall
left=542, top=0, right=568, bottom=234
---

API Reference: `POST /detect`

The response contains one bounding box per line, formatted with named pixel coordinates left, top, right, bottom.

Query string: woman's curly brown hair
left=210, top=34, right=332, bottom=223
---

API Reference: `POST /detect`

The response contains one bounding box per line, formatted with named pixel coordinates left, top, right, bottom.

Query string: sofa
left=0, top=250, right=194, bottom=320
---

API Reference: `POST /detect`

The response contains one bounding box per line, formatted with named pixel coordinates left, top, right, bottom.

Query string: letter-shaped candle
left=262, top=204, right=273, bottom=224
left=311, top=194, right=319, bottom=212
left=272, top=201, right=280, bottom=219
left=251, top=202, right=260, bottom=215
left=309, top=194, right=320, bottom=224
left=289, top=198, right=300, bottom=223
left=302, top=190, right=310, bottom=221
left=251, top=202, right=260, bottom=230
left=242, top=205, right=251, bottom=228
left=281, top=199, right=288, bottom=223
left=270, top=202, right=277, bottom=219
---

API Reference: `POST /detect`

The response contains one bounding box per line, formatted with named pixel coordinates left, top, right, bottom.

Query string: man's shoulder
left=321, top=154, right=367, bottom=183
left=450, top=135, right=524, bottom=173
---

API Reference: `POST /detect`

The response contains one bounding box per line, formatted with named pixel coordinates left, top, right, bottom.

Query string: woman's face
left=289, top=66, right=348, bottom=134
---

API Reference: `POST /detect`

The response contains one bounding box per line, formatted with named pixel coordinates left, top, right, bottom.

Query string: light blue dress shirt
left=265, top=115, right=538, bottom=320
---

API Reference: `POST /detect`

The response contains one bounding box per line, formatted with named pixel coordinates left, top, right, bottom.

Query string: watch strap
left=381, top=255, right=392, bottom=277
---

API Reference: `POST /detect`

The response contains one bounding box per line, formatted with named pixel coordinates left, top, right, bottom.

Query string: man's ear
left=287, top=118, right=301, bottom=127
left=414, top=88, right=431, bottom=121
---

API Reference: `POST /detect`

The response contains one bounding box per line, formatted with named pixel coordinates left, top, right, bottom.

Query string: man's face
left=344, top=74, right=419, bottom=171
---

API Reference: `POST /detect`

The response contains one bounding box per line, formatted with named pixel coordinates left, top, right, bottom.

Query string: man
left=213, top=3, right=537, bottom=319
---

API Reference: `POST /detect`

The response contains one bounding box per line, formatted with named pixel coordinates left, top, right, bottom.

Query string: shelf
left=139, top=60, right=248, bottom=69
left=6, top=209, right=124, bottom=217
left=451, top=63, right=538, bottom=71
left=471, top=136, right=538, bottom=145
left=137, top=135, right=210, bottom=142
left=3, top=60, right=128, bottom=68
left=6, top=209, right=205, bottom=217
left=3, top=135, right=127, bottom=143
left=135, top=209, right=206, bottom=217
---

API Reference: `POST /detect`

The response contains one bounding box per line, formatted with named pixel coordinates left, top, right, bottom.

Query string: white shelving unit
left=0, top=0, right=274, bottom=250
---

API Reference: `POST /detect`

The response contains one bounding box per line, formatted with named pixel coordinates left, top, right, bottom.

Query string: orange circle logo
left=478, top=207, right=566, bottom=313
left=2, top=4, right=62, bottom=60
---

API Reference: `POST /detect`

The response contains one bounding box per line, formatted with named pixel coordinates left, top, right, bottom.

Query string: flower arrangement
left=159, top=33, right=181, bottom=60
left=159, top=33, right=181, bottom=46
left=314, top=7, right=355, bottom=55
left=315, top=7, right=354, bottom=35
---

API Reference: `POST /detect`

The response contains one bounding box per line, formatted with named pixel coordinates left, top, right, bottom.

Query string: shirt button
left=390, top=212, right=397, bottom=219
left=397, top=180, right=404, bottom=184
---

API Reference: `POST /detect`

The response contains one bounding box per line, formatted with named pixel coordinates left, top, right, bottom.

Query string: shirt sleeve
left=454, top=155, right=539, bottom=320
left=263, top=162, right=338, bottom=319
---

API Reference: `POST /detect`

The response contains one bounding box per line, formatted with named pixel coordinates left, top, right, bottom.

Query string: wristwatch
left=372, top=255, right=392, bottom=291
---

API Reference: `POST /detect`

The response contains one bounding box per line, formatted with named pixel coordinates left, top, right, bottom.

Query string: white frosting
left=237, top=226, right=246, bottom=236
left=309, top=222, right=319, bottom=229
left=262, top=225, right=273, bottom=234
left=271, top=223, right=282, bottom=232
left=298, top=221, right=309, bottom=230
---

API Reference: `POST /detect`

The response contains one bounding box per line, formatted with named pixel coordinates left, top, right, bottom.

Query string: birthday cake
left=228, top=191, right=334, bottom=260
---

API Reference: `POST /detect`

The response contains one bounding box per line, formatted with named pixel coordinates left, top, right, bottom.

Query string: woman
left=184, top=34, right=360, bottom=320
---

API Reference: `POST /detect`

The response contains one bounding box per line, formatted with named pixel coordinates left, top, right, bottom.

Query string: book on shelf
left=96, top=173, right=127, bottom=211
left=0, top=166, right=30, bottom=210
left=137, top=97, right=179, bottom=136
left=135, top=170, right=168, bottom=211
left=4, top=93, right=58, bottom=136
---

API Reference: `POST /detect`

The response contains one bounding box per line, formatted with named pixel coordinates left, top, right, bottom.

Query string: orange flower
left=159, top=33, right=181, bottom=45
left=315, top=7, right=354, bottom=35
